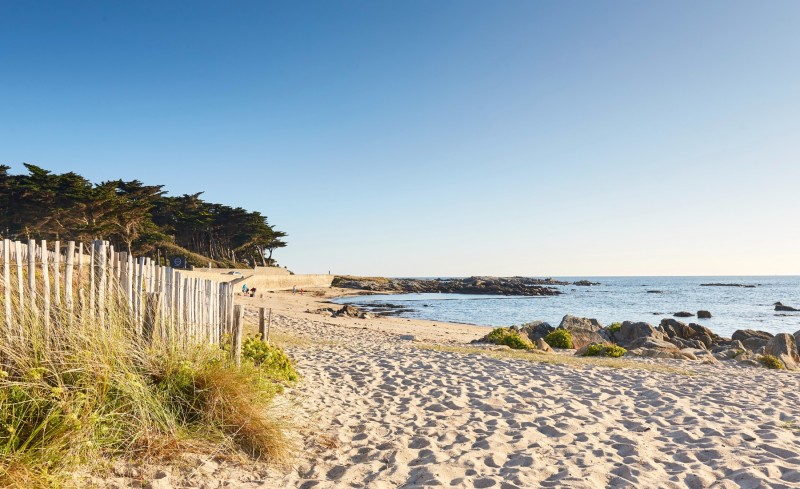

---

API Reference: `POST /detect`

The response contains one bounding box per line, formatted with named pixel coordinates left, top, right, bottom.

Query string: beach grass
left=414, top=343, right=695, bottom=375
left=0, top=293, right=295, bottom=488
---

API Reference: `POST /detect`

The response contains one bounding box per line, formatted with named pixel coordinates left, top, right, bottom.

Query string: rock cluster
left=474, top=314, right=800, bottom=370
left=334, top=276, right=603, bottom=296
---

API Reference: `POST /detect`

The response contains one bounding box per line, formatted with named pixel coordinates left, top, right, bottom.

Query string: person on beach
left=292, top=285, right=297, bottom=294
left=242, top=283, right=249, bottom=295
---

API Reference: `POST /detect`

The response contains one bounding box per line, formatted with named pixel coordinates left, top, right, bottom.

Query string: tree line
left=0, top=163, right=287, bottom=268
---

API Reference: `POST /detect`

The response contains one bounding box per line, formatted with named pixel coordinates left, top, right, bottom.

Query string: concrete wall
left=235, top=274, right=334, bottom=291
left=183, top=268, right=333, bottom=291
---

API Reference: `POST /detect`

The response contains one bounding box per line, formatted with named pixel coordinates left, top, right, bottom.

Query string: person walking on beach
left=242, top=283, right=249, bottom=295
left=292, top=285, right=297, bottom=294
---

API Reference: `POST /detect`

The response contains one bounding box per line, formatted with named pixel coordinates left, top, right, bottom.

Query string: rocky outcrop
left=557, top=315, right=609, bottom=349
left=764, top=333, right=800, bottom=370
left=732, top=330, right=774, bottom=351
left=625, top=338, right=697, bottom=360
left=774, top=302, right=800, bottom=312
left=697, top=310, right=712, bottom=319
left=700, top=283, right=757, bottom=288
left=518, top=321, right=554, bottom=342
left=334, top=276, right=563, bottom=296
left=673, top=312, right=694, bottom=318
left=615, top=321, right=664, bottom=348
left=658, top=319, right=721, bottom=349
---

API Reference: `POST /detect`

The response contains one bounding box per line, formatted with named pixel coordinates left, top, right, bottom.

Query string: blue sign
left=171, top=256, right=186, bottom=268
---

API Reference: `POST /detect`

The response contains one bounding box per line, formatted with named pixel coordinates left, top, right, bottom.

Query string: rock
left=399, top=335, right=416, bottom=341
left=711, top=340, right=745, bottom=354
left=614, top=321, right=664, bottom=348
left=536, top=338, right=553, bottom=353
left=697, top=310, right=712, bottom=319
left=150, top=471, right=172, bottom=489
left=732, top=329, right=774, bottom=351
left=775, top=303, right=800, bottom=312
left=764, top=333, right=800, bottom=370
left=646, top=290, right=663, bottom=293
left=625, top=338, right=697, bottom=360
left=557, top=315, right=609, bottom=350
left=673, top=311, right=694, bottom=318
left=795, top=330, right=800, bottom=353
left=518, top=321, right=555, bottom=342
left=572, top=280, right=600, bottom=286
left=668, top=337, right=708, bottom=350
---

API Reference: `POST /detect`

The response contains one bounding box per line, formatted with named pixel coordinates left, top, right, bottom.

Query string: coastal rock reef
left=332, top=276, right=597, bottom=296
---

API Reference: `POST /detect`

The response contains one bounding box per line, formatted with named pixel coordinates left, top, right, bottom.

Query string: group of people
left=241, top=284, right=257, bottom=297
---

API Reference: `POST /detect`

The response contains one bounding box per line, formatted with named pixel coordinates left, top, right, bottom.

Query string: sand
left=101, top=288, right=800, bottom=488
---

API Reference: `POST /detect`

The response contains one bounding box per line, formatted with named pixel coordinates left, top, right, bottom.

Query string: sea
left=333, top=276, right=800, bottom=338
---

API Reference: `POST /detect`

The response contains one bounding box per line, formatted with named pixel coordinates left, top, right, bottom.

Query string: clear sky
left=2, top=1, right=799, bottom=276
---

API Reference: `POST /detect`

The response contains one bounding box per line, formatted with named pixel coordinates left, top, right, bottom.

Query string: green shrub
left=760, top=355, right=784, bottom=370
left=583, top=343, right=627, bottom=358
left=242, top=335, right=299, bottom=384
left=607, top=322, right=622, bottom=334
left=485, top=327, right=533, bottom=350
left=544, top=329, right=573, bottom=349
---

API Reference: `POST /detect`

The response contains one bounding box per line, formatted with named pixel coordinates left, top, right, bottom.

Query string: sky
left=2, top=1, right=799, bottom=276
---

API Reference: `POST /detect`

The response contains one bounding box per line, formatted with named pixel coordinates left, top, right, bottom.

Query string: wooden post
left=53, top=240, right=61, bottom=306
left=267, top=308, right=272, bottom=344
left=232, top=304, right=243, bottom=366
left=41, top=240, right=51, bottom=336
left=98, top=242, right=107, bottom=329
left=15, top=241, right=24, bottom=313
left=259, top=307, right=266, bottom=340
left=89, top=242, right=96, bottom=320
left=65, top=241, right=75, bottom=319
left=27, top=240, right=36, bottom=312
left=2, top=239, right=10, bottom=336
left=143, top=292, right=162, bottom=346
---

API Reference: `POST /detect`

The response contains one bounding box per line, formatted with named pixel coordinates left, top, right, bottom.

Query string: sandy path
left=263, top=314, right=800, bottom=489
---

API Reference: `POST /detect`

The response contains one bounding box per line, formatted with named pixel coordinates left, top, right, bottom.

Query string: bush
left=544, top=329, right=573, bottom=349
left=485, top=327, right=533, bottom=350
left=607, top=322, right=622, bottom=334
left=583, top=343, right=627, bottom=358
left=760, top=355, right=784, bottom=370
left=242, top=335, right=299, bottom=384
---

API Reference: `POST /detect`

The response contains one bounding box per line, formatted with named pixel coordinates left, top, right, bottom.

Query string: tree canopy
left=0, top=164, right=287, bottom=267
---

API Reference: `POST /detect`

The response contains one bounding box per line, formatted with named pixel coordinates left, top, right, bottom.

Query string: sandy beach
left=98, top=287, right=800, bottom=488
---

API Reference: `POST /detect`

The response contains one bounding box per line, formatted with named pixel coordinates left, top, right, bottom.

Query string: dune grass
left=414, top=343, right=694, bottom=375
left=0, top=290, right=296, bottom=488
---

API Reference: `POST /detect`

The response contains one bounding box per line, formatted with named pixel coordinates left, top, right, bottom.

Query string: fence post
left=27, top=240, right=36, bottom=315
left=53, top=240, right=61, bottom=306
left=232, top=305, right=243, bottom=366
left=259, top=307, right=266, bottom=340
left=2, top=240, right=10, bottom=337
left=143, top=292, right=162, bottom=346
left=41, top=239, right=51, bottom=337
left=267, top=308, right=272, bottom=344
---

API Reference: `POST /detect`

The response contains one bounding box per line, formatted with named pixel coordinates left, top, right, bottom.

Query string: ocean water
left=334, top=276, right=800, bottom=338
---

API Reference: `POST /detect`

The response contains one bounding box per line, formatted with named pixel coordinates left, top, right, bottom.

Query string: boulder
left=659, top=318, right=695, bottom=339
left=518, top=321, right=555, bottom=342
left=615, top=321, right=664, bottom=348
left=625, top=338, right=697, bottom=360
left=764, top=333, right=800, bottom=370
left=557, top=315, right=609, bottom=350
left=732, top=330, right=774, bottom=351
left=697, top=310, right=712, bottom=319
left=668, top=337, right=708, bottom=350
left=794, top=330, right=800, bottom=354
left=673, top=312, right=694, bottom=318
left=536, top=338, right=553, bottom=353
left=775, top=303, right=800, bottom=312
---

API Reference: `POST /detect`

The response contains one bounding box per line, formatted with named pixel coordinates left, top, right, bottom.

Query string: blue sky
left=2, top=1, right=799, bottom=276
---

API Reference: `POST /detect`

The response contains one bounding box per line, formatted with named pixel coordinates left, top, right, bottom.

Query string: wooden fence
left=0, top=239, right=244, bottom=356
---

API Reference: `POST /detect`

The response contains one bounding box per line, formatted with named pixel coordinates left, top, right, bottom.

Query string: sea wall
left=235, top=274, right=334, bottom=291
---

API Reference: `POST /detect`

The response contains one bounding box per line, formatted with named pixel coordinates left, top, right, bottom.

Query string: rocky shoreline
left=473, top=314, right=800, bottom=370
left=332, top=276, right=598, bottom=296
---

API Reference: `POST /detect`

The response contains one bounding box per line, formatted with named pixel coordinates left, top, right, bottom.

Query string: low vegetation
left=544, top=329, right=573, bottom=349
left=485, top=327, right=533, bottom=350
left=0, top=297, right=296, bottom=488
left=414, top=344, right=693, bottom=375
left=760, top=355, right=784, bottom=370
left=583, top=343, right=627, bottom=358
left=607, top=322, right=622, bottom=334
